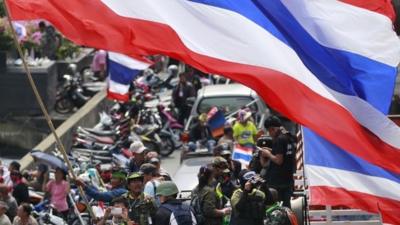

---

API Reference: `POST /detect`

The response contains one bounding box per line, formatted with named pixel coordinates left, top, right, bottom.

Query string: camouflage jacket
left=115, top=192, right=157, bottom=225
left=192, top=185, right=223, bottom=225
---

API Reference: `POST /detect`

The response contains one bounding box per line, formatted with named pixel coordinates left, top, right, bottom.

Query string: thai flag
left=7, top=0, right=400, bottom=223
left=207, top=107, right=226, bottom=138
left=107, top=52, right=150, bottom=102
left=232, top=144, right=253, bottom=167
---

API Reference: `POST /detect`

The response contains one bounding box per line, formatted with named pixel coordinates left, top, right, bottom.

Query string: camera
left=111, top=207, right=122, bottom=216
left=249, top=174, right=265, bottom=185
left=256, top=135, right=272, bottom=148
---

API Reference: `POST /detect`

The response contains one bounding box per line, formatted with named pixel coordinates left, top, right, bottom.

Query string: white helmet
left=167, top=65, right=178, bottom=76
left=129, top=141, right=146, bottom=154
left=143, top=68, right=154, bottom=77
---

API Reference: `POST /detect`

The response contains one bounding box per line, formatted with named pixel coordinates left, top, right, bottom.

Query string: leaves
left=0, top=17, right=13, bottom=51
left=56, top=38, right=81, bottom=60
left=0, top=0, right=5, bottom=17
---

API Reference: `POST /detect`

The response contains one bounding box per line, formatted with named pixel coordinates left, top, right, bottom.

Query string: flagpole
left=299, top=127, right=310, bottom=225
left=2, top=1, right=95, bottom=219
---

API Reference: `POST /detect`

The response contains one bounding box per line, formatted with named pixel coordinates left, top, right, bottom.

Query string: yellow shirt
left=233, top=121, right=257, bottom=145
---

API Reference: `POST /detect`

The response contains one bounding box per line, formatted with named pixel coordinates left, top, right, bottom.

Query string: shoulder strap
left=162, top=203, right=177, bottom=212
left=162, top=203, right=190, bottom=212
left=151, top=180, right=157, bottom=196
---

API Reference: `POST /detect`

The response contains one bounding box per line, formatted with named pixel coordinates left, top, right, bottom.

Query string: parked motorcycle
left=135, top=108, right=175, bottom=156
left=134, top=68, right=163, bottom=93
left=55, top=74, right=90, bottom=114
left=157, top=104, right=183, bottom=152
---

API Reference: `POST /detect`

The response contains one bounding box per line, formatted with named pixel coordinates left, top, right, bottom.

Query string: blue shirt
left=84, top=185, right=127, bottom=202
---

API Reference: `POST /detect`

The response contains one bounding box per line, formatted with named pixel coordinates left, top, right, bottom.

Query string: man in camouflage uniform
left=191, top=165, right=230, bottom=225
left=212, top=157, right=237, bottom=205
left=114, top=172, right=157, bottom=225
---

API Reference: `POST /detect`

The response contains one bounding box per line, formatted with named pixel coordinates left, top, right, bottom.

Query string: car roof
left=199, top=83, right=255, bottom=98
left=173, top=156, right=214, bottom=192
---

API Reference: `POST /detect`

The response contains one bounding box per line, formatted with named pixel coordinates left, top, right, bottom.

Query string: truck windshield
left=197, top=96, right=257, bottom=115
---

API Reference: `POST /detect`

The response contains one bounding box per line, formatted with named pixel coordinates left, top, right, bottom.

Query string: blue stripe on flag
left=108, top=60, right=141, bottom=84
left=232, top=151, right=252, bottom=163
left=303, top=127, right=400, bottom=184
left=193, top=0, right=396, bottom=113
left=252, top=0, right=397, bottom=113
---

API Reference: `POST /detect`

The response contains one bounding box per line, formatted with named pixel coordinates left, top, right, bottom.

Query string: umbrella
left=30, top=150, right=67, bottom=171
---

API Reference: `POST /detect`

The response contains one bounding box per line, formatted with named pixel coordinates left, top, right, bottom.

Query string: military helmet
left=156, top=181, right=179, bottom=196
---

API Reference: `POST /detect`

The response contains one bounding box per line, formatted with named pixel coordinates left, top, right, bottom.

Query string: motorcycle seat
left=134, top=124, right=157, bottom=135
left=83, top=127, right=116, bottom=136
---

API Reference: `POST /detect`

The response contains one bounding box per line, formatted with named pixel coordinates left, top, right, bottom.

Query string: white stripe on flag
left=108, top=52, right=151, bottom=70
left=281, top=0, right=400, bottom=66
left=306, top=165, right=400, bottom=201
left=108, top=79, right=130, bottom=95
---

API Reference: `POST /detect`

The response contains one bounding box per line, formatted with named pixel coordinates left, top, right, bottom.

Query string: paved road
left=160, top=148, right=182, bottom=177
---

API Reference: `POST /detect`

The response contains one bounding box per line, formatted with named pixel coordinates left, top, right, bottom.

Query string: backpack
left=162, top=203, right=196, bottom=225
left=265, top=206, right=298, bottom=225
left=190, top=190, right=208, bottom=225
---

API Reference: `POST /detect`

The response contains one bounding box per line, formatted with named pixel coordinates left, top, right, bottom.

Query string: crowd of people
left=0, top=57, right=298, bottom=224
left=0, top=113, right=296, bottom=225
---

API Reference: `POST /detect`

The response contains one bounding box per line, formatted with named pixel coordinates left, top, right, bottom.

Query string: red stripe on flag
left=340, top=0, right=396, bottom=21
left=107, top=90, right=129, bottom=102
left=310, top=186, right=400, bottom=224
left=234, top=144, right=253, bottom=152
left=6, top=0, right=400, bottom=176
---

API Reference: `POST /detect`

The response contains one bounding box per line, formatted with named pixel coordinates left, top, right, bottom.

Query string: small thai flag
left=232, top=144, right=253, bottom=166
left=107, top=52, right=151, bottom=102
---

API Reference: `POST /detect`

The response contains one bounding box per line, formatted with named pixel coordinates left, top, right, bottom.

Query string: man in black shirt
left=172, top=73, right=196, bottom=124
left=260, top=116, right=294, bottom=208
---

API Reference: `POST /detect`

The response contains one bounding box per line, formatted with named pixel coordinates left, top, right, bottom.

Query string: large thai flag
left=6, top=0, right=400, bottom=223
left=107, top=52, right=150, bottom=102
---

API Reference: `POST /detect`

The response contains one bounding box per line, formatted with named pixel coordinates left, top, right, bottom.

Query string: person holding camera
left=250, top=135, right=273, bottom=179
left=261, top=116, right=295, bottom=208
left=97, top=199, right=131, bottom=225
left=230, top=170, right=266, bottom=225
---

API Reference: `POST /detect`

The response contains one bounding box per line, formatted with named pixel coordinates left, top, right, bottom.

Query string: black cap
left=264, top=116, right=282, bottom=128
left=139, top=163, right=158, bottom=175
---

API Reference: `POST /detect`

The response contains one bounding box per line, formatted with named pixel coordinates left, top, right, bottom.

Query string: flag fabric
left=300, top=0, right=400, bottom=217
left=303, top=128, right=400, bottom=223
left=232, top=144, right=253, bottom=167
left=207, top=107, right=226, bottom=138
left=289, top=1, right=400, bottom=222
left=6, top=1, right=400, bottom=223
left=107, top=52, right=150, bottom=102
